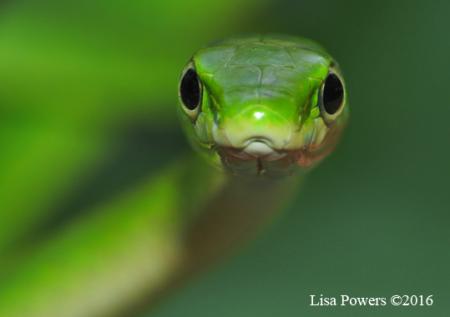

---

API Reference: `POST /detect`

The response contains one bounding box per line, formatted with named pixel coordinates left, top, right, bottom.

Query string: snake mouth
left=219, top=139, right=287, bottom=162
left=217, top=146, right=295, bottom=176
left=216, top=144, right=297, bottom=176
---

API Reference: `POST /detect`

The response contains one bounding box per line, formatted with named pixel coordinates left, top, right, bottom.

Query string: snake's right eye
left=179, top=67, right=202, bottom=119
left=319, top=71, right=345, bottom=124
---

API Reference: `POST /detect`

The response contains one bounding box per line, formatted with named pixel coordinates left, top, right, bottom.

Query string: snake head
left=178, top=35, right=349, bottom=177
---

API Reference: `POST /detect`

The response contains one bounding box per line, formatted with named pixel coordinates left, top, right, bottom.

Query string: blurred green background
left=0, top=0, right=449, bottom=316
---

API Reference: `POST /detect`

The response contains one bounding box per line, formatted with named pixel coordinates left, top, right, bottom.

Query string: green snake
left=0, top=35, right=348, bottom=316
left=179, top=35, right=348, bottom=176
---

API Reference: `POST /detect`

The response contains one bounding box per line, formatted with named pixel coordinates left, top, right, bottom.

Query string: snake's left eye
left=179, top=67, right=202, bottom=119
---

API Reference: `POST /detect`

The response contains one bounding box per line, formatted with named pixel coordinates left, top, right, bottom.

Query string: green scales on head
left=178, top=35, right=348, bottom=176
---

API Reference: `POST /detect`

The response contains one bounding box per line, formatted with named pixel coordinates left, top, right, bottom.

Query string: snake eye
left=179, top=67, right=202, bottom=119
left=320, top=72, right=345, bottom=122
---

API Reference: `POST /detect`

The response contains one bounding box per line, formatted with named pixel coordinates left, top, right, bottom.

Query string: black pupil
left=323, top=73, right=344, bottom=115
left=180, top=68, right=201, bottom=110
